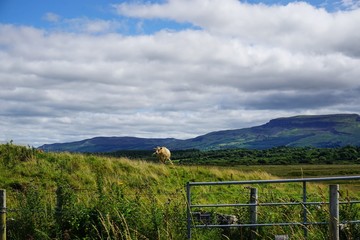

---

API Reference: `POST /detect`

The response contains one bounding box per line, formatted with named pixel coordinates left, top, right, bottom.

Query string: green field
left=1, top=143, right=360, bottom=239
left=232, top=164, right=360, bottom=178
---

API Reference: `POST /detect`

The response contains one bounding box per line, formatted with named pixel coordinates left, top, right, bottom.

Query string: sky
left=1, top=0, right=360, bottom=147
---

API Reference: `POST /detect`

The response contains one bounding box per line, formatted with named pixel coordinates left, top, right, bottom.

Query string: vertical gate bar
left=0, top=190, right=6, bottom=240
left=186, top=182, right=192, bottom=240
left=329, top=184, right=339, bottom=240
left=250, top=188, right=258, bottom=240
left=302, top=181, right=308, bottom=239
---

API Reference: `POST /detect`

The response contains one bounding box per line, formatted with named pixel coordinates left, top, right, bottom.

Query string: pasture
left=1, top=143, right=360, bottom=239
left=234, top=164, right=360, bottom=178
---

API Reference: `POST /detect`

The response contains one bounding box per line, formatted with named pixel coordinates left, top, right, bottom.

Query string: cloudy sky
left=1, top=0, right=360, bottom=147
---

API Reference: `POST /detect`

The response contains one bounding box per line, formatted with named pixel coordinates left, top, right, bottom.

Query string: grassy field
left=232, top=164, right=360, bottom=178
left=1, top=143, right=360, bottom=239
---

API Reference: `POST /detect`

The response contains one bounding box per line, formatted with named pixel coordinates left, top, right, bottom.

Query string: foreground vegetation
left=1, top=143, right=360, bottom=239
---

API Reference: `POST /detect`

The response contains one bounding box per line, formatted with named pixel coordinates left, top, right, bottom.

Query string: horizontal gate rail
left=193, top=220, right=360, bottom=229
left=187, top=175, right=360, bottom=186
left=191, top=200, right=360, bottom=208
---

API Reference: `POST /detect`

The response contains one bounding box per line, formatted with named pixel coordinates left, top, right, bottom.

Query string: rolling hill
left=39, top=113, right=360, bottom=152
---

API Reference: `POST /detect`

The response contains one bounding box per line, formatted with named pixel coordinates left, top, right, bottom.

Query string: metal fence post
left=302, top=181, right=308, bottom=238
left=0, top=190, right=6, bottom=240
left=186, top=182, right=192, bottom=240
left=250, top=187, right=258, bottom=240
left=329, top=184, right=339, bottom=240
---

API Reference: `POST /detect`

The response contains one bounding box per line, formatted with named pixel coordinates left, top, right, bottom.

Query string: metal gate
left=186, top=176, right=360, bottom=239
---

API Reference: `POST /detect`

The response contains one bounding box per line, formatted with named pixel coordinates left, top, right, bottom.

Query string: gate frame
left=186, top=175, right=360, bottom=239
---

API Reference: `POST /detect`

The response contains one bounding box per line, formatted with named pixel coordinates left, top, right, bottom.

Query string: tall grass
left=1, top=143, right=360, bottom=239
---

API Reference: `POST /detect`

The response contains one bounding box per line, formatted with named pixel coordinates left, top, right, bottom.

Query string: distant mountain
left=39, top=114, right=360, bottom=152
left=39, top=137, right=178, bottom=153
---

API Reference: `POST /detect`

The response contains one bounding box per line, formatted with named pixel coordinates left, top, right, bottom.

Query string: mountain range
left=39, top=113, right=360, bottom=152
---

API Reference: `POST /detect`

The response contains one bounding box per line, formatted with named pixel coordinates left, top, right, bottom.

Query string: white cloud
left=341, top=0, right=360, bottom=9
left=115, top=0, right=360, bottom=56
left=62, top=17, right=125, bottom=34
left=43, top=12, right=61, bottom=23
left=1, top=0, right=360, bottom=146
left=42, top=13, right=126, bottom=34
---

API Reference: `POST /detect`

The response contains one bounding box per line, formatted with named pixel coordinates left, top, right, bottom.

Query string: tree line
left=104, top=146, right=360, bottom=165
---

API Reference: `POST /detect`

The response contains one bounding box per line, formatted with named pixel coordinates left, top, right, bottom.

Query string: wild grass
left=1, top=143, right=360, bottom=239
left=233, top=164, right=360, bottom=178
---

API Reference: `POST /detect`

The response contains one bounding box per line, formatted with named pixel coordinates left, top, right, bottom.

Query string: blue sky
left=0, top=0, right=360, bottom=146
left=0, top=0, right=354, bottom=33
left=0, top=0, right=198, bottom=34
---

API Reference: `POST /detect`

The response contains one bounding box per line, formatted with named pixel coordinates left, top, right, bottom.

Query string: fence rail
left=186, top=176, right=360, bottom=240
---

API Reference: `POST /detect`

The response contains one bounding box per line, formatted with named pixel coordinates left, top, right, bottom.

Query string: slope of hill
left=2, top=144, right=360, bottom=239
left=184, top=113, right=360, bottom=149
left=40, top=136, right=178, bottom=152
left=39, top=114, right=360, bottom=152
left=0, top=144, right=274, bottom=239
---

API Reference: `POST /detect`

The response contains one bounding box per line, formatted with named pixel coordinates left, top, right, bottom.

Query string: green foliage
left=105, top=146, right=360, bottom=166
left=7, top=185, right=54, bottom=240
left=1, top=143, right=360, bottom=239
left=0, top=141, right=36, bottom=168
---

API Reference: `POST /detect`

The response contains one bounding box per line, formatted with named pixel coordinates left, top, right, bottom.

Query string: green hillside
left=39, top=114, right=360, bottom=152
left=1, top=143, right=360, bottom=239
left=0, top=143, right=273, bottom=240
left=186, top=114, right=360, bottom=149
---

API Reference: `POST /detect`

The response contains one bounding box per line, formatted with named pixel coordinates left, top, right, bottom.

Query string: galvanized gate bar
left=193, top=221, right=328, bottom=228
left=329, top=185, right=340, bottom=240
left=188, top=175, right=360, bottom=186
left=0, top=190, right=6, bottom=240
left=302, top=181, right=308, bottom=238
left=190, top=200, right=360, bottom=208
left=186, top=182, right=192, bottom=240
left=192, top=220, right=360, bottom=228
